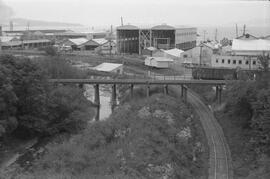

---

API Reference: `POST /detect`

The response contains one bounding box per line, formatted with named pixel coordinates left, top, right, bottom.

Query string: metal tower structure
left=139, top=29, right=152, bottom=55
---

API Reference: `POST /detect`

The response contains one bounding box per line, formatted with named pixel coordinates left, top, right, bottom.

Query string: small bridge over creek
left=49, top=78, right=226, bottom=106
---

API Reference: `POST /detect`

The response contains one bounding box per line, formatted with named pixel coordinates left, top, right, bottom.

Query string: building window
left=216, top=59, right=219, bottom=63
left=239, top=60, right=242, bottom=64
left=183, top=54, right=188, bottom=58
left=246, top=60, right=249, bottom=65
left=228, top=59, right=231, bottom=64
left=233, top=60, right=236, bottom=64
left=253, top=61, right=256, bottom=65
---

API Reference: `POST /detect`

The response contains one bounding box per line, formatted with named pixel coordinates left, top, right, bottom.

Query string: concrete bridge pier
left=216, top=85, right=222, bottom=105
left=94, top=84, right=100, bottom=106
left=164, top=85, right=169, bottom=95
left=181, top=85, right=188, bottom=103
left=111, top=84, right=117, bottom=110
left=130, top=84, right=134, bottom=98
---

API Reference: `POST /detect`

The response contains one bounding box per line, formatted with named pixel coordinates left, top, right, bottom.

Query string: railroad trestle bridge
left=49, top=78, right=226, bottom=106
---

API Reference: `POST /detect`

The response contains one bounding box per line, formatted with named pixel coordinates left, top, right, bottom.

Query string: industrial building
left=211, top=35, right=270, bottom=70
left=116, top=24, right=197, bottom=54
left=1, top=39, right=53, bottom=50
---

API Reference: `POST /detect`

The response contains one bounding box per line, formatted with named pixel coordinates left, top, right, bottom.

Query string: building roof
left=148, top=57, right=174, bottom=62
left=2, top=41, right=22, bottom=46
left=232, top=39, right=270, bottom=51
left=221, top=45, right=232, bottom=55
left=0, top=36, right=16, bottom=42
left=33, top=31, right=45, bottom=36
left=94, top=63, right=123, bottom=72
left=68, top=38, right=89, bottom=46
left=56, top=31, right=87, bottom=36
left=23, top=39, right=51, bottom=43
left=151, top=24, right=175, bottom=30
left=163, top=48, right=184, bottom=57
left=2, top=39, right=51, bottom=46
left=201, top=42, right=221, bottom=49
left=175, top=25, right=196, bottom=29
left=117, top=25, right=139, bottom=30
left=236, top=34, right=258, bottom=40
left=146, top=46, right=157, bottom=51
left=92, top=38, right=108, bottom=45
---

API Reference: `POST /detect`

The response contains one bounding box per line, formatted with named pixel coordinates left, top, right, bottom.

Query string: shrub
left=18, top=94, right=207, bottom=178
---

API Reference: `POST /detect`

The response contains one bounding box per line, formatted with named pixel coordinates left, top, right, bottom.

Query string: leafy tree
left=44, top=46, right=58, bottom=56
left=38, top=56, right=87, bottom=79
left=258, top=54, right=269, bottom=72
left=225, top=61, right=270, bottom=155
left=0, top=54, right=94, bottom=138
left=0, top=64, right=18, bottom=137
left=45, top=86, right=94, bottom=134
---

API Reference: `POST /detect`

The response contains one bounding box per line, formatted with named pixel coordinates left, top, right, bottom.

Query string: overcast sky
left=2, top=0, right=270, bottom=27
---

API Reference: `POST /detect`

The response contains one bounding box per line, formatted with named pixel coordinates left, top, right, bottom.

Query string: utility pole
left=236, top=24, right=238, bottom=38
left=109, top=25, right=113, bottom=58
left=214, top=28, right=218, bottom=42
left=121, top=17, right=123, bottom=26
left=243, top=24, right=246, bottom=35
left=203, top=30, right=207, bottom=42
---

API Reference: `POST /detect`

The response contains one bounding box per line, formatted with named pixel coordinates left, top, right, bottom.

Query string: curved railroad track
left=187, top=90, right=233, bottom=179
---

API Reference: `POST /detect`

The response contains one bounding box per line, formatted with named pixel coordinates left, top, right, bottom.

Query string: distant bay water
left=3, top=24, right=270, bottom=41
left=197, top=26, right=270, bottom=41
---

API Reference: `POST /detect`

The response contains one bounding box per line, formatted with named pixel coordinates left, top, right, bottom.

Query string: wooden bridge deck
left=48, top=79, right=226, bottom=85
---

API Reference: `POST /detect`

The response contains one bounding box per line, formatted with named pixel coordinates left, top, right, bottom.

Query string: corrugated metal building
left=116, top=24, right=197, bottom=54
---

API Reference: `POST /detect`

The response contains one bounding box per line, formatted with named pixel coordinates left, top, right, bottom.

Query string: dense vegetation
left=193, top=55, right=270, bottom=178
left=0, top=55, right=94, bottom=139
left=14, top=94, right=208, bottom=179
left=218, top=70, right=270, bottom=178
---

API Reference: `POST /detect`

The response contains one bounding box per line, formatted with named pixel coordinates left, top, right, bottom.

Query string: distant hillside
left=9, top=18, right=83, bottom=28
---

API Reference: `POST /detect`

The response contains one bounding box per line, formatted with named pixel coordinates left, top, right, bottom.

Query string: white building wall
left=112, top=66, right=123, bottom=74
left=232, top=50, right=269, bottom=56
left=145, top=57, right=171, bottom=68
left=211, top=55, right=260, bottom=69
left=180, top=46, right=213, bottom=65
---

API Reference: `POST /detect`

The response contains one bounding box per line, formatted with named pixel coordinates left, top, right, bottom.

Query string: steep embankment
left=170, top=86, right=233, bottom=179
left=11, top=94, right=208, bottom=179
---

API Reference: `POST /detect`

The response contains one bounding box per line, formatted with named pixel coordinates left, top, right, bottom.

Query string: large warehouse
left=116, top=24, right=197, bottom=54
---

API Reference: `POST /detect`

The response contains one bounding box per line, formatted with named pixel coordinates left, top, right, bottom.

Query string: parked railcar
left=192, top=67, right=237, bottom=80
left=191, top=67, right=260, bottom=80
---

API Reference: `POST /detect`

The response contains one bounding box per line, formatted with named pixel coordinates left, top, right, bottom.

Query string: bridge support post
left=181, top=85, right=187, bottom=103
left=94, top=84, right=100, bottom=106
left=216, top=85, right=222, bottom=105
left=164, top=85, right=169, bottom=95
left=95, top=107, right=100, bottom=121
left=130, top=84, right=134, bottom=98
left=146, top=85, right=150, bottom=97
left=111, top=84, right=117, bottom=110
